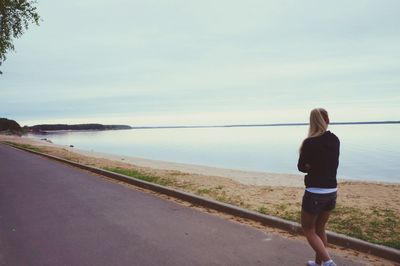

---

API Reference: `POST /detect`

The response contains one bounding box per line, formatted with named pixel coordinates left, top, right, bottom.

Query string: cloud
left=1, top=0, right=399, bottom=124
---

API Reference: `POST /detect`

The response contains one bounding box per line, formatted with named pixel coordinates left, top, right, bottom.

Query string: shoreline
left=1, top=134, right=399, bottom=188
left=5, top=134, right=306, bottom=187
left=16, top=134, right=400, bottom=186
left=71, top=149, right=306, bottom=187
left=62, top=147, right=400, bottom=186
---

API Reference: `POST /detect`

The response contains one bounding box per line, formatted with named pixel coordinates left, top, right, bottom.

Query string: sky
left=1, top=0, right=399, bottom=126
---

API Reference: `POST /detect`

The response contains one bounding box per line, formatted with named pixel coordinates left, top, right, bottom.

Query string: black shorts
left=302, top=190, right=337, bottom=215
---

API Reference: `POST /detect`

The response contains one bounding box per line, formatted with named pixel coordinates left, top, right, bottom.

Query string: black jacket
left=297, top=131, right=340, bottom=188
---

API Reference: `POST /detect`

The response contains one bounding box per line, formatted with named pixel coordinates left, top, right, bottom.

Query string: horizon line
left=130, top=120, right=400, bottom=129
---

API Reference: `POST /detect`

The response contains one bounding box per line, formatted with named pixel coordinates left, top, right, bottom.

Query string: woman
left=298, top=108, right=340, bottom=266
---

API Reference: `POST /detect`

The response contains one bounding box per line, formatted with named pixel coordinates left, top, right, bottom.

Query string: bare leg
left=314, top=211, right=331, bottom=264
left=301, top=210, right=331, bottom=263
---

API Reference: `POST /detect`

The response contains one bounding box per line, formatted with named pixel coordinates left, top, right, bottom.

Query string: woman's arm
left=298, top=141, right=312, bottom=173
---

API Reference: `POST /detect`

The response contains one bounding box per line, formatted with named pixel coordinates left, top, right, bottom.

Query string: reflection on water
left=28, top=124, right=400, bottom=183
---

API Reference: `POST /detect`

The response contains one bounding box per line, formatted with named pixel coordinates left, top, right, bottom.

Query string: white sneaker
left=307, top=261, right=320, bottom=266
left=322, top=260, right=337, bottom=266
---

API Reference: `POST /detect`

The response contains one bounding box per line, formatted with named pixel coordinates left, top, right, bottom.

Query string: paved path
left=0, top=144, right=362, bottom=266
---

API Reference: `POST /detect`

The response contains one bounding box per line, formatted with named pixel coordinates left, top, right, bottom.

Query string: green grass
left=3, top=142, right=45, bottom=153
left=257, top=206, right=269, bottom=214
left=329, top=205, right=400, bottom=249
left=256, top=203, right=301, bottom=223
left=103, top=167, right=174, bottom=186
left=255, top=203, right=400, bottom=249
left=194, top=187, right=247, bottom=207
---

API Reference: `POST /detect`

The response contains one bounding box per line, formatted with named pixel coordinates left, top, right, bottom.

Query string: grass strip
left=255, top=204, right=399, bottom=249
left=103, top=167, right=174, bottom=187
left=3, top=141, right=46, bottom=153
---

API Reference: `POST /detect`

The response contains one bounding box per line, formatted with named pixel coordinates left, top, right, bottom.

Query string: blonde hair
left=300, top=108, right=330, bottom=152
left=308, top=108, right=329, bottom=138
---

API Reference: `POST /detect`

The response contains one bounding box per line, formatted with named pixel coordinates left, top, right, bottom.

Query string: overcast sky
left=1, top=0, right=399, bottom=126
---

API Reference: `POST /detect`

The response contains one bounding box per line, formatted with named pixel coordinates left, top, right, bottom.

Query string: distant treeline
left=1, top=119, right=132, bottom=135
left=0, top=118, right=23, bottom=134
left=30, top=124, right=132, bottom=132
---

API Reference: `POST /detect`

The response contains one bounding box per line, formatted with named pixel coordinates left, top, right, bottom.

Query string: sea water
left=28, top=124, right=400, bottom=183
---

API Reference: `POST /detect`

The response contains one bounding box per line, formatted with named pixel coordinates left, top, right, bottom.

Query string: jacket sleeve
left=297, top=140, right=311, bottom=173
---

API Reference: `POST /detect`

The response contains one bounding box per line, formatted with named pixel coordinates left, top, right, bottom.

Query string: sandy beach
left=1, top=134, right=399, bottom=212
left=1, top=134, right=399, bottom=253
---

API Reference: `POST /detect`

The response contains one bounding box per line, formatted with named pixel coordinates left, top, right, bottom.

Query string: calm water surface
left=28, top=124, right=400, bottom=183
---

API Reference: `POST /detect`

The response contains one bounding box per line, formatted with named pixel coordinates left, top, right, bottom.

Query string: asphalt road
left=0, top=143, right=362, bottom=266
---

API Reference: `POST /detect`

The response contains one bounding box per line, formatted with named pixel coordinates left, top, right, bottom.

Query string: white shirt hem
left=305, top=187, right=338, bottom=194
